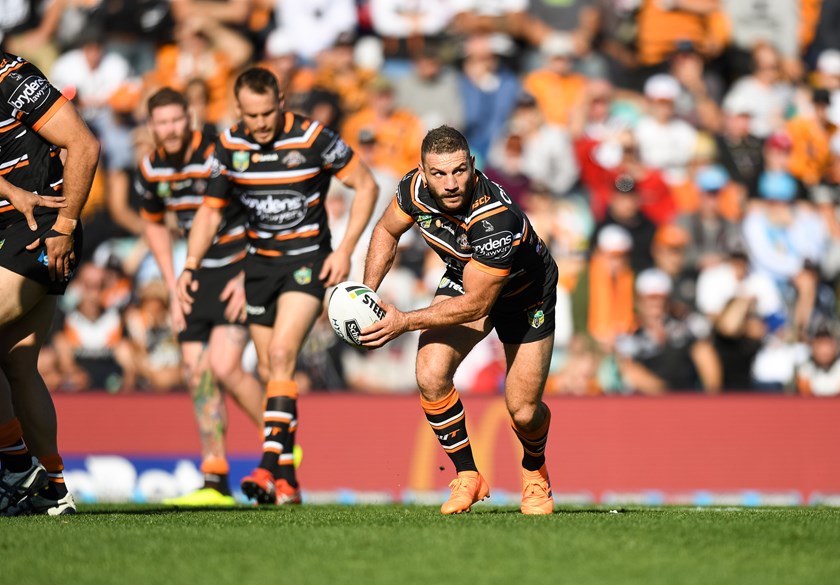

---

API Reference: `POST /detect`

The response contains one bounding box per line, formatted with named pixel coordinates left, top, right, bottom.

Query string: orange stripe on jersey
left=216, top=231, right=246, bottom=245
left=469, top=206, right=506, bottom=225
left=501, top=280, right=531, bottom=298
left=284, top=112, right=294, bottom=134
left=274, top=229, right=319, bottom=241
left=0, top=206, right=14, bottom=214
left=140, top=209, right=165, bottom=223
left=232, top=169, right=320, bottom=185
left=31, top=95, right=68, bottom=132
left=202, top=196, right=228, bottom=208
left=391, top=198, right=414, bottom=224
left=0, top=121, right=21, bottom=133
left=420, top=230, right=469, bottom=259
left=470, top=259, right=510, bottom=278
left=219, top=133, right=251, bottom=151
left=140, top=166, right=210, bottom=182
left=0, top=160, right=29, bottom=175
left=274, top=123, right=322, bottom=150
left=170, top=202, right=200, bottom=211
left=253, top=248, right=284, bottom=257
left=334, top=153, right=359, bottom=180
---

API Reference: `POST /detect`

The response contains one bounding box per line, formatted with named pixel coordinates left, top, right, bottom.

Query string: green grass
left=3, top=505, right=839, bottom=585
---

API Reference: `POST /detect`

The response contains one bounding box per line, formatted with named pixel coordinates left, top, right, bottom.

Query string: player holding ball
left=360, top=126, right=557, bottom=515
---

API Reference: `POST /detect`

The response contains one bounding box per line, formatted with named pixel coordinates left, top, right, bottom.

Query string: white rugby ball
left=328, top=281, right=386, bottom=347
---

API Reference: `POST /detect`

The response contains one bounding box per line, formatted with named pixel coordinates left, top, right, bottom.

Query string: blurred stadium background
left=4, top=0, right=840, bottom=506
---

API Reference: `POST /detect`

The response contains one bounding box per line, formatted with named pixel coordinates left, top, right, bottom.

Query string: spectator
left=486, top=93, right=579, bottom=198
left=634, top=0, right=728, bottom=77
left=525, top=0, right=605, bottom=77
left=650, top=223, right=695, bottom=317
left=267, top=0, right=357, bottom=64
left=743, top=171, right=826, bottom=335
left=590, top=175, right=658, bottom=273
left=675, top=165, right=743, bottom=273
left=341, top=76, right=425, bottom=177
left=368, top=0, right=454, bottom=65
left=522, top=33, right=587, bottom=129
left=122, top=281, right=182, bottom=392
left=580, top=224, right=636, bottom=347
left=796, top=320, right=840, bottom=396
left=261, top=29, right=317, bottom=113
left=786, top=88, right=834, bottom=188
left=721, top=0, right=801, bottom=82
left=634, top=73, right=698, bottom=188
left=667, top=40, right=723, bottom=131
left=50, top=29, right=138, bottom=236
left=722, top=41, right=794, bottom=139
left=144, top=12, right=253, bottom=126
left=695, top=247, right=775, bottom=391
left=394, top=43, right=465, bottom=131
left=456, top=33, right=520, bottom=163
left=715, top=94, right=763, bottom=199
left=755, top=131, right=808, bottom=200
left=616, top=268, right=721, bottom=394
left=51, top=264, right=136, bottom=392
left=313, top=31, right=377, bottom=117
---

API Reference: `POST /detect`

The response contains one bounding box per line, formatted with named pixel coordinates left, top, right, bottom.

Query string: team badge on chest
left=232, top=151, right=250, bottom=172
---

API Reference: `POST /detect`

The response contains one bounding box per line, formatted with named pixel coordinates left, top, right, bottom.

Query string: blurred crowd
left=8, top=0, right=840, bottom=397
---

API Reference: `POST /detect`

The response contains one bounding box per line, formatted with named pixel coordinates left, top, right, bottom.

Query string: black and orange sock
left=0, top=418, right=31, bottom=472
left=275, top=418, right=298, bottom=488
left=39, top=454, right=69, bottom=499
left=512, top=404, right=551, bottom=472
left=201, top=456, right=231, bottom=495
left=258, top=380, right=297, bottom=479
left=421, top=386, right=477, bottom=473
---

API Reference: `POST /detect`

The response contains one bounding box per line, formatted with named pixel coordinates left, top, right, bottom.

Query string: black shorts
left=434, top=260, right=558, bottom=345
left=243, top=253, right=328, bottom=327
left=0, top=213, right=84, bottom=295
left=180, top=261, right=246, bottom=343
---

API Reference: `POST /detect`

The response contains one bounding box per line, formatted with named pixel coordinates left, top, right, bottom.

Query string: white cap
left=540, top=32, right=574, bottom=58
left=597, top=224, right=633, bottom=253
left=644, top=74, right=680, bottom=101
left=818, top=49, right=840, bottom=76
left=722, top=92, right=752, bottom=116
left=265, top=30, right=294, bottom=58
left=635, top=268, right=673, bottom=296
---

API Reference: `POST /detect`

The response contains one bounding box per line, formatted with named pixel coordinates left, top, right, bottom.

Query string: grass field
left=4, top=504, right=839, bottom=585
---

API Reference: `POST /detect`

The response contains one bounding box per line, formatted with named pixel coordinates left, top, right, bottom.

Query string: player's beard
left=428, top=179, right=474, bottom=214
left=162, top=134, right=190, bottom=167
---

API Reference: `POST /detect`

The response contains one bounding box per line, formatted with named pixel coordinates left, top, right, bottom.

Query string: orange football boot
left=520, top=465, right=554, bottom=515
left=240, top=468, right=277, bottom=505
left=275, top=479, right=302, bottom=505
left=441, top=471, right=490, bottom=514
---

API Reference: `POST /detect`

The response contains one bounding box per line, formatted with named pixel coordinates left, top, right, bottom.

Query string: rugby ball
left=328, top=281, right=386, bottom=347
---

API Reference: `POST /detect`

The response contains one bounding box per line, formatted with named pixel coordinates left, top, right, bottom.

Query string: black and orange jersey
left=205, top=111, right=358, bottom=259
left=0, top=52, right=68, bottom=227
left=136, top=129, right=247, bottom=268
left=392, top=168, right=554, bottom=300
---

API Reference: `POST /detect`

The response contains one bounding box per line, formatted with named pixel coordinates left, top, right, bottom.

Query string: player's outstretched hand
left=359, top=303, right=408, bottom=348
left=220, top=270, right=246, bottom=323
left=319, top=249, right=351, bottom=288
left=6, top=185, right=66, bottom=231
left=176, top=269, right=199, bottom=315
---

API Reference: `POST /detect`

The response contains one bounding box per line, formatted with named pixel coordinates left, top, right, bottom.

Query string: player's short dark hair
left=234, top=67, right=282, bottom=101
left=147, top=87, right=188, bottom=117
left=421, top=126, right=471, bottom=164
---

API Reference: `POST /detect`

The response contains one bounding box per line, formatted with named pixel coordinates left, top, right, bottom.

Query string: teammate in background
left=137, top=87, right=264, bottom=506
left=361, top=126, right=557, bottom=515
left=178, top=67, right=378, bottom=505
left=0, top=52, right=100, bottom=516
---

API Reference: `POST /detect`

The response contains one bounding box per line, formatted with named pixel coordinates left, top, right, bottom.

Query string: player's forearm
left=337, top=180, right=379, bottom=257
left=143, top=220, right=178, bottom=290
left=404, top=293, right=492, bottom=331
left=57, top=133, right=100, bottom=220
left=185, top=205, right=222, bottom=267
left=363, top=223, right=398, bottom=291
